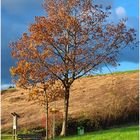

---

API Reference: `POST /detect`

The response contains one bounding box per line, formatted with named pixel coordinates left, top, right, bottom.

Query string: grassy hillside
left=57, top=125, right=139, bottom=140
left=86, top=70, right=139, bottom=77
left=1, top=125, right=139, bottom=140
left=1, top=71, right=139, bottom=134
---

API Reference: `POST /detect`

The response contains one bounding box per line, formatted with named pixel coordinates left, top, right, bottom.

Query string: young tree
left=10, top=59, right=64, bottom=140
left=10, top=0, right=137, bottom=136
left=10, top=36, right=64, bottom=140
left=29, top=81, right=64, bottom=139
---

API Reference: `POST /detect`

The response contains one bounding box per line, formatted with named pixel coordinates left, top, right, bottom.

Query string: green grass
left=86, top=69, right=139, bottom=77
left=1, top=135, right=13, bottom=140
left=2, top=125, right=138, bottom=140
left=106, top=69, right=139, bottom=75
left=55, top=125, right=139, bottom=140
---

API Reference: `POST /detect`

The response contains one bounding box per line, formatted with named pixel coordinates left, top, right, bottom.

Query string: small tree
left=10, top=43, right=64, bottom=140
left=29, top=81, right=64, bottom=139
left=10, top=0, right=137, bottom=136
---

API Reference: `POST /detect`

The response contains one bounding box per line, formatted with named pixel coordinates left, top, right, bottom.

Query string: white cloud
left=115, top=7, right=126, bottom=17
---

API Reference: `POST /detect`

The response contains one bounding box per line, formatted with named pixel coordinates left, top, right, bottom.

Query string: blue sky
left=1, top=0, right=139, bottom=89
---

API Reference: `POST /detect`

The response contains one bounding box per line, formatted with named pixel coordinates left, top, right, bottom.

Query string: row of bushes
left=27, top=110, right=138, bottom=137
left=2, top=107, right=138, bottom=136
left=56, top=111, right=138, bottom=136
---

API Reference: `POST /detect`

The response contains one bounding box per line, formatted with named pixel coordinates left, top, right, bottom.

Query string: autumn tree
left=29, top=80, right=64, bottom=139
left=10, top=0, right=137, bottom=136
left=10, top=58, right=64, bottom=139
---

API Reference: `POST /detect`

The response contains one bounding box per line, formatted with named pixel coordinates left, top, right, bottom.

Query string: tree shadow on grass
left=85, top=125, right=138, bottom=136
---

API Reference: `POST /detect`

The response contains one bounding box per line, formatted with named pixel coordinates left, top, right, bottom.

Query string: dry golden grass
left=1, top=72, right=139, bottom=132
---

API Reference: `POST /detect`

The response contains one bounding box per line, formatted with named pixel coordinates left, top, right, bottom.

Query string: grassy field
left=91, top=69, right=139, bottom=77
left=1, top=135, right=12, bottom=140
left=56, top=125, right=139, bottom=140
left=1, top=125, right=139, bottom=140
left=2, top=70, right=138, bottom=133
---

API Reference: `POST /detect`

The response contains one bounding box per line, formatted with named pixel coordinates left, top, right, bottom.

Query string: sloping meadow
left=1, top=71, right=139, bottom=135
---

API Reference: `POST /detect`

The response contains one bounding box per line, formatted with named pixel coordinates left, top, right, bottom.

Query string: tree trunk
left=46, top=100, right=49, bottom=140
left=60, top=88, right=69, bottom=136
left=52, top=113, right=55, bottom=139
left=44, top=89, right=49, bottom=140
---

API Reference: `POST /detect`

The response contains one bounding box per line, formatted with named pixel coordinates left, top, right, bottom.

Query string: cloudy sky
left=1, top=0, right=139, bottom=89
